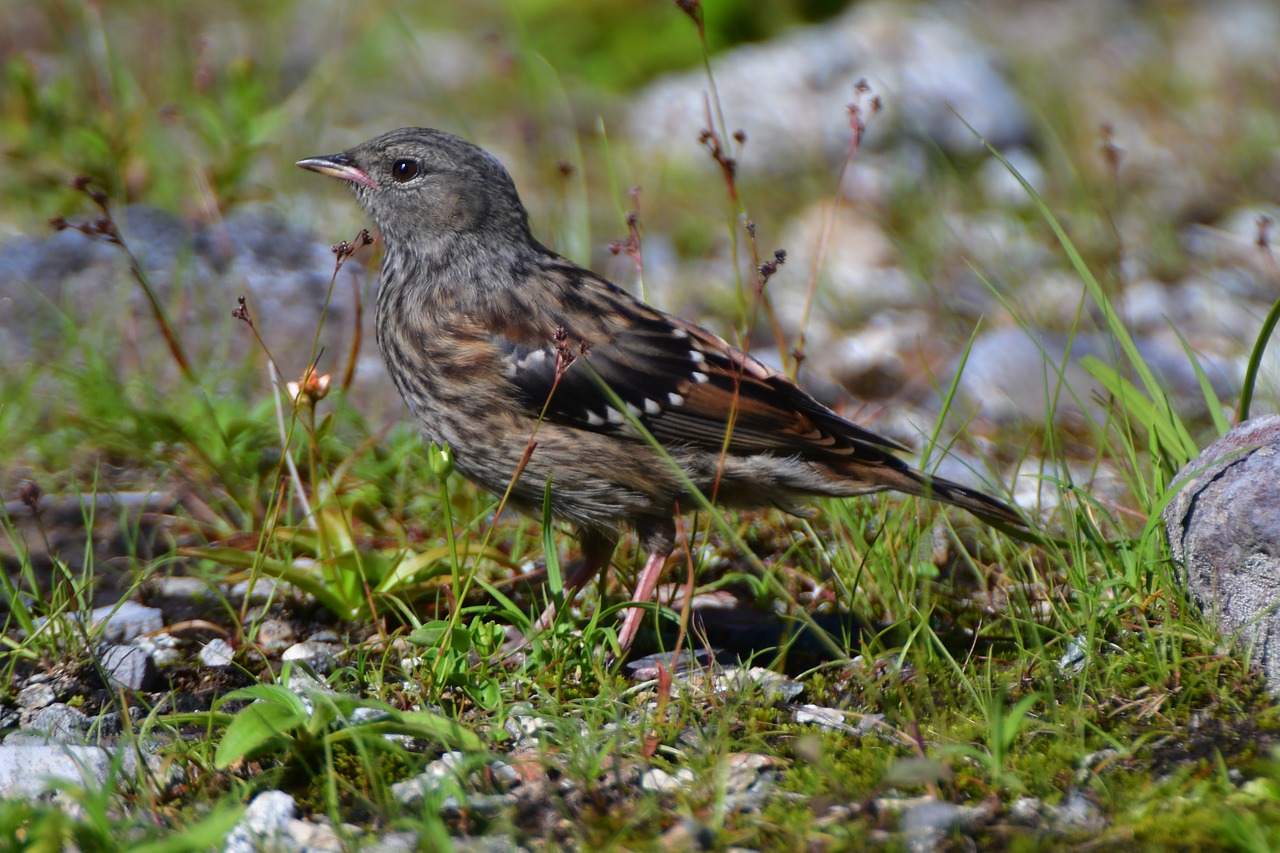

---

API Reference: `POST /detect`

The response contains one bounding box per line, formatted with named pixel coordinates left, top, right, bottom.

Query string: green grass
left=4, top=0, right=1280, bottom=850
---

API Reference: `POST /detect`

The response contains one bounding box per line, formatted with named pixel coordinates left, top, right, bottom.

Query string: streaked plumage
left=298, top=127, right=1023, bottom=651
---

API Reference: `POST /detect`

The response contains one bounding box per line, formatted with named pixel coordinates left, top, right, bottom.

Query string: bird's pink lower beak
left=296, top=153, right=378, bottom=189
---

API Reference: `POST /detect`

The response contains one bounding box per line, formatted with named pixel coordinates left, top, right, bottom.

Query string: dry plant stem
left=1100, top=123, right=1127, bottom=273
left=268, top=361, right=316, bottom=529
left=607, top=187, right=646, bottom=289
left=661, top=512, right=698, bottom=661
left=643, top=661, right=674, bottom=759
left=444, top=329, right=589, bottom=661
left=52, top=179, right=195, bottom=383
left=793, top=83, right=880, bottom=372
left=333, top=230, right=374, bottom=394
left=342, top=270, right=364, bottom=395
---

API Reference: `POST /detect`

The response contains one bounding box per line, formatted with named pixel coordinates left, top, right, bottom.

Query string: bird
left=297, top=127, right=1024, bottom=652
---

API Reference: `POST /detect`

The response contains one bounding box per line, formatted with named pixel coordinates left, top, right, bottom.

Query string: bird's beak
left=296, top=153, right=378, bottom=189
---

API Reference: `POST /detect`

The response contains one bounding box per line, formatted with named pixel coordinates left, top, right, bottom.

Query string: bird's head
left=297, top=127, right=534, bottom=257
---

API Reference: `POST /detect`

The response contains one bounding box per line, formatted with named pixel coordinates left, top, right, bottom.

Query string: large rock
left=627, top=1, right=1030, bottom=171
left=1164, top=415, right=1280, bottom=690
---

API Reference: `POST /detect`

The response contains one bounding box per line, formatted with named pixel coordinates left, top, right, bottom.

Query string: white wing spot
left=644, top=398, right=662, bottom=415
left=517, top=349, right=547, bottom=369
left=671, top=328, right=689, bottom=339
left=625, top=402, right=643, bottom=417
left=689, top=350, right=706, bottom=364
left=606, top=408, right=626, bottom=424
left=667, top=392, right=685, bottom=406
left=692, top=371, right=710, bottom=384
left=585, top=410, right=605, bottom=426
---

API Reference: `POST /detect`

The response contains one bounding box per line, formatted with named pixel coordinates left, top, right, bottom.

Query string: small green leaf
left=220, top=683, right=308, bottom=713
left=393, top=710, right=483, bottom=751
left=214, top=699, right=309, bottom=769
left=406, top=621, right=453, bottom=648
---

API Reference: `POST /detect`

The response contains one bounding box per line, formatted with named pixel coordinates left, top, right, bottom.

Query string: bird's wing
left=490, top=266, right=909, bottom=463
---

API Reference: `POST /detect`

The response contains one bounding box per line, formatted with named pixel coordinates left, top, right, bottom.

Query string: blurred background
left=3, top=0, right=1279, bottom=490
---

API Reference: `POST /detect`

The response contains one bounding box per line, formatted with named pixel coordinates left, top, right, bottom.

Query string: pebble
left=91, top=601, right=164, bottom=644
left=223, top=790, right=298, bottom=853
left=133, top=631, right=183, bottom=669
left=199, top=638, right=236, bottom=668
left=254, top=618, right=297, bottom=654
left=504, top=707, right=555, bottom=743
left=393, top=750, right=469, bottom=805
left=640, top=767, right=696, bottom=793
left=99, top=644, right=155, bottom=691
left=362, top=832, right=421, bottom=853
left=1164, top=415, right=1280, bottom=693
left=711, top=666, right=804, bottom=702
left=16, top=703, right=91, bottom=744
left=281, top=640, right=338, bottom=673
left=15, top=683, right=55, bottom=710
left=0, top=745, right=112, bottom=797
left=792, top=704, right=857, bottom=734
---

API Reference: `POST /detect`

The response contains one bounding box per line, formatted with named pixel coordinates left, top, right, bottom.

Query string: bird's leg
left=616, top=519, right=676, bottom=652
left=533, top=528, right=618, bottom=631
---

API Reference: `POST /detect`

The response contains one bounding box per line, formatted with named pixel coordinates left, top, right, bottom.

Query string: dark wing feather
left=493, top=266, right=908, bottom=464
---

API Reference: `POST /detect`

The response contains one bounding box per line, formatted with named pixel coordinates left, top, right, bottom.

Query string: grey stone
left=0, top=744, right=112, bottom=797
left=1164, top=415, right=1280, bottom=692
left=283, top=817, right=344, bottom=852
left=92, top=712, right=124, bottom=738
left=199, top=638, right=236, bottom=668
left=99, top=644, right=155, bottom=691
left=146, top=575, right=211, bottom=600
left=146, top=576, right=220, bottom=622
left=224, top=790, right=297, bottom=853
left=226, top=578, right=287, bottom=606
left=720, top=753, right=779, bottom=813
left=91, top=601, right=163, bottom=643
left=254, top=618, right=297, bottom=654
left=15, top=683, right=55, bottom=710
left=772, top=208, right=918, bottom=341
left=817, top=312, right=930, bottom=400
left=954, top=327, right=1232, bottom=430
left=281, top=640, right=337, bottom=673
left=1009, top=796, right=1045, bottom=825
left=504, top=707, right=555, bottom=743
left=348, top=707, right=393, bottom=729
left=118, top=205, right=191, bottom=273
left=792, top=704, right=856, bottom=734
left=17, top=703, right=91, bottom=744
left=628, top=2, right=1029, bottom=171
left=134, top=631, right=182, bottom=668
left=361, top=832, right=420, bottom=853
left=624, top=649, right=716, bottom=680
left=901, top=798, right=966, bottom=839
left=394, top=753, right=521, bottom=808
left=640, top=767, right=695, bottom=793
left=891, top=796, right=996, bottom=850
left=1055, top=788, right=1104, bottom=831
left=285, top=667, right=334, bottom=703
left=710, top=667, right=803, bottom=702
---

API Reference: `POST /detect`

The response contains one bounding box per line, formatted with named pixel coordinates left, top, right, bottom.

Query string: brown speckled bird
left=298, top=127, right=1023, bottom=651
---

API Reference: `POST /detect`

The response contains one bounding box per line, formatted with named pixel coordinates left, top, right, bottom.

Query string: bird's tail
left=869, top=463, right=1027, bottom=530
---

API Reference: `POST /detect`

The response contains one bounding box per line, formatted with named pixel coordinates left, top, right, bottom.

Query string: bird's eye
left=391, top=158, right=420, bottom=182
